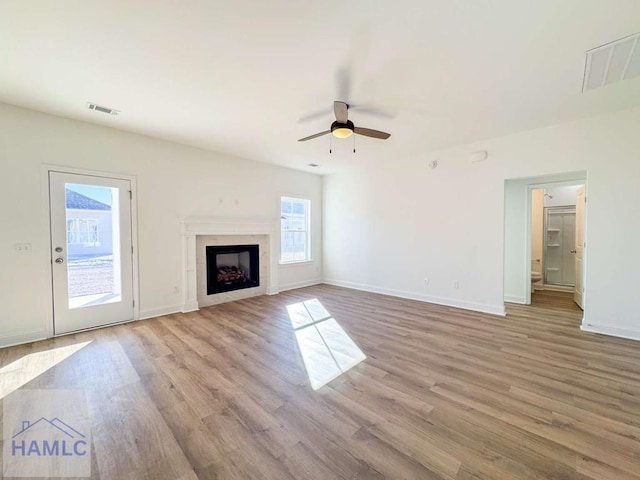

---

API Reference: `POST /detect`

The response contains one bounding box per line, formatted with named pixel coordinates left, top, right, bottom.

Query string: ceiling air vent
left=86, top=102, right=120, bottom=116
left=583, top=32, right=640, bottom=92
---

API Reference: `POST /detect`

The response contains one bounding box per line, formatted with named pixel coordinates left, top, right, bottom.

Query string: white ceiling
left=1, top=1, right=639, bottom=174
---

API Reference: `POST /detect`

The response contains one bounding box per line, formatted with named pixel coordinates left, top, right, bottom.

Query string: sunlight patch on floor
left=287, top=299, right=365, bottom=390
left=0, top=341, right=92, bottom=399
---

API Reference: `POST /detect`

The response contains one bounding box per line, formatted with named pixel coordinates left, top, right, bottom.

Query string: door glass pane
left=65, top=183, right=122, bottom=309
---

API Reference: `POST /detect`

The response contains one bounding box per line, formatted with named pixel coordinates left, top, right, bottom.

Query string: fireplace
left=182, top=219, right=277, bottom=311
left=206, top=244, right=260, bottom=295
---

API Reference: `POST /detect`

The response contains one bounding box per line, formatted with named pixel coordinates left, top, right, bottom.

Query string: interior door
left=574, top=186, right=585, bottom=309
left=49, top=171, right=134, bottom=334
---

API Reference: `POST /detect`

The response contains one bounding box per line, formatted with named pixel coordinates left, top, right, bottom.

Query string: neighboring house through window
left=65, top=188, right=112, bottom=258
left=67, top=218, right=99, bottom=246
left=280, top=196, right=310, bottom=263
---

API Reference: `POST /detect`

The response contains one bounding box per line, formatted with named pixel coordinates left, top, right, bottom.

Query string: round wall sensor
left=428, top=160, right=438, bottom=169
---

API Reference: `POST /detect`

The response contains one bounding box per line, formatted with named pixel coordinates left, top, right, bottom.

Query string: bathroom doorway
left=503, top=172, right=587, bottom=313
left=530, top=185, right=583, bottom=297
left=530, top=183, right=585, bottom=309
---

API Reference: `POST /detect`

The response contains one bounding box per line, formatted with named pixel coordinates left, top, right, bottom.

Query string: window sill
left=279, top=260, right=314, bottom=268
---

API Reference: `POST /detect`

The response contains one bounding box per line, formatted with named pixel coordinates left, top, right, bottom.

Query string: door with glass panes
left=49, top=171, right=134, bottom=334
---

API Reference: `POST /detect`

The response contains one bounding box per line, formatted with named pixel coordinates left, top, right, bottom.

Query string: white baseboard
left=139, top=304, right=183, bottom=320
left=504, top=295, right=527, bottom=304
left=278, top=278, right=323, bottom=292
left=0, top=329, right=48, bottom=349
left=180, top=301, right=199, bottom=313
left=581, top=322, right=640, bottom=342
left=323, top=279, right=506, bottom=316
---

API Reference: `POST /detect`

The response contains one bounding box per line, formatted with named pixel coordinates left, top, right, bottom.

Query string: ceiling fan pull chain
left=329, top=134, right=332, bottom=154
left=353, top=134, right=356, bottom=153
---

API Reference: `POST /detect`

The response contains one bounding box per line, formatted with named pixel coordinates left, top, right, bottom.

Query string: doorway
left=503, top=172, right=587, bottom=314
left=530, top=184, right=585, bottom=310
left=49, top=170, right=135, bottom=334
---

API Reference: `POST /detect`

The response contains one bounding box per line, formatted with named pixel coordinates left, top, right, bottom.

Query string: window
left=67, top=218, right=100, bottom=246
left=280, top=196, right=310, bottom=263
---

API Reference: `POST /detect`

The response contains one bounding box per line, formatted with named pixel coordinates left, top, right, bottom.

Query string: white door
left=574, top=186, right=585, bottom=309
left=49, top=171, right=134, bottom=334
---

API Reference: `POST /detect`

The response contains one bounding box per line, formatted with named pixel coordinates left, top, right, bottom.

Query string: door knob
left=570, top=250, right=576, bottom=254
left=55, top=246, right=63, bottom=253
left=55, top=257, right=64, bottom=264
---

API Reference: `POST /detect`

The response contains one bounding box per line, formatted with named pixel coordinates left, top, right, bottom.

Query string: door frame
left=41, top=164, right=140, bottom=337
left=524, top=177, right=587, bottom=306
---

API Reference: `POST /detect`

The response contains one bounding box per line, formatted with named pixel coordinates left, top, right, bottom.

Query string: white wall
left=0, top=103, right=322, bottom=347
left=544, top=185, right=580, bottom=207
left=324, top=107, right=640, bottom=339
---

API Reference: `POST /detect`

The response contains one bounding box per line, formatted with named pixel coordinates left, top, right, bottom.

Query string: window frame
left=279, top=195, right=312, bottom=265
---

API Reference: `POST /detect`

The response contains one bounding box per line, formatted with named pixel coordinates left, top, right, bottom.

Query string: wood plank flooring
left=1, top=285, right=639, bottom=479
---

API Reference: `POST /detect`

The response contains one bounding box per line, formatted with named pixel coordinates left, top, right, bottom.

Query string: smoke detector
left=583, top=32, right=640, bottom=92
left=86, top=102, right=120, bottom=116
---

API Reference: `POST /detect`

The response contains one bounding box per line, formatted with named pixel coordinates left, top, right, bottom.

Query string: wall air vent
left=583, top=32, right=640, bottom=92
left=86, top=102, right=120, bottom=116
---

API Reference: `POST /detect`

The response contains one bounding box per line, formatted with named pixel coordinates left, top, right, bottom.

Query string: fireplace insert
left=206, top=244, right=259, bottom=295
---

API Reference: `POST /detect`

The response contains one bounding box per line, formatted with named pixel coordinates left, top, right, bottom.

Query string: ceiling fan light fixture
left=331, top=120, right=354, bottom=139
left=332, top=128, right=353, bottom=139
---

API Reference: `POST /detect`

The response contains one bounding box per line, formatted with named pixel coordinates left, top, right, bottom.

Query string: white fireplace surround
left=182, top=217, right=279, bottom=312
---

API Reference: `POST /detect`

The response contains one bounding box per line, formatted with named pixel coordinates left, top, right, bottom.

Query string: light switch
left=15, top=243, right=32, bottom=254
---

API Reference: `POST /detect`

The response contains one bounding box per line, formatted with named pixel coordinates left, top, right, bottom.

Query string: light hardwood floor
left=1, top=285, right=639, bottom=479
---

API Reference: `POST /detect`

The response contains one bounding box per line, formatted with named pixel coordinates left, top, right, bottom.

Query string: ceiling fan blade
left=297, top=108, right=332, bottom=124
left=298, top=130, right=331, bottom=142
left=334, top=101, right=349, bottom=123
left=354, top=127, right=391, bottom=140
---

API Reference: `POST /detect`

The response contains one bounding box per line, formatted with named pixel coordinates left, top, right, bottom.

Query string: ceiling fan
left=298, top=101, right=391, bottom=142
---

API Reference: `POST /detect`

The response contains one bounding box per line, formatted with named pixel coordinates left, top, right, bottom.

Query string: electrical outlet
left=452, top=280, right=459, bottom=289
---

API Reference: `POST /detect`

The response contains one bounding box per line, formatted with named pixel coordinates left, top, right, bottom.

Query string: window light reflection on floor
left=0, top=341, right=92, bottom=399
left=287, top=299, right=365, bottom=390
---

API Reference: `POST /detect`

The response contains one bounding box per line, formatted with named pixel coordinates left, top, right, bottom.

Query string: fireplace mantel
left=181, top=217, right=279, bottom=312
